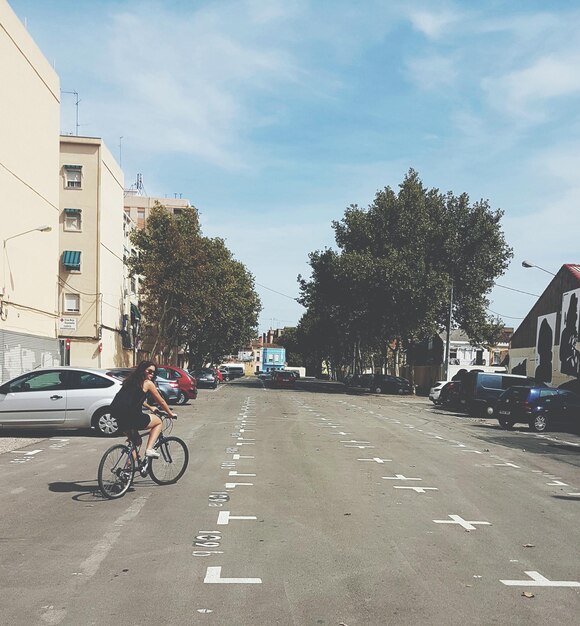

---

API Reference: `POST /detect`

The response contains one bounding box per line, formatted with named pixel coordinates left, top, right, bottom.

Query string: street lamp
left=2, top=225, right=52, bottom=298
left=3, top=225, right=52, bottom=248
left=521, top=260, right=556, bottom=276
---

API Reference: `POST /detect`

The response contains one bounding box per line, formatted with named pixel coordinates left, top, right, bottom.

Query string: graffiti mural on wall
left=535, top=313, right=556, bottom=383
left=559, top=288, right=580, bottom=377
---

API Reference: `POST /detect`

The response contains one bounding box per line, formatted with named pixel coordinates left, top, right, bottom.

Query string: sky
left=9, top=0, right=580, bottom=334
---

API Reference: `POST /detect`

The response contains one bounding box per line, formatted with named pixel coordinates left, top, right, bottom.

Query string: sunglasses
left=145, top=369, right=156, bottom=374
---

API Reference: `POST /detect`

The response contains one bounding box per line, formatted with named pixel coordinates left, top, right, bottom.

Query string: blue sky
left=10, top=0, right=580, bottom=333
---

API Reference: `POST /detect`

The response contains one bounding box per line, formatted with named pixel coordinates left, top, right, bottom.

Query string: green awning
left=64, top=208, right=81, bottom=214
left=130, top=303, right=141, bottom=322
left=62, top=250, right=81, bottom=270
left=63, top=164, right=82, bottom=170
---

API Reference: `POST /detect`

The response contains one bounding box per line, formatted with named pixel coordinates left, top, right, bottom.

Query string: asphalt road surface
left=1, top=377, right=579, bottom=625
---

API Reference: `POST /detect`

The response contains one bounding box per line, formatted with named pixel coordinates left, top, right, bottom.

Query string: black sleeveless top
left=110, top=383, right=147, bottom=419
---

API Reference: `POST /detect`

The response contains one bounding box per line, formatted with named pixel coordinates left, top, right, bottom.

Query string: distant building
left=124, top=188, right=193, bottom=229
left=259, top=347, right=286, bottom=373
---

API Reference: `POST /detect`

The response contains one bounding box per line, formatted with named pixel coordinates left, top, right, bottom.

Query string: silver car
left=104, top=368, right=179, bottom=405
left=0, top=366, right=123, bottom=436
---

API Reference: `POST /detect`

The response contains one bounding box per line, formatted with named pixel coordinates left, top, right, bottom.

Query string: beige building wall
left=0, top=0, right=61, bottom=380
left=124, top=194, right=192, bottom=229
left=59, top=136, right=129, bottom=369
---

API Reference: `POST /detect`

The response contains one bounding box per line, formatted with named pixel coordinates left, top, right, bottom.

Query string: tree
left=299, top=169, right=513, bottom=376
left=128, top=203, right=261, bottom=365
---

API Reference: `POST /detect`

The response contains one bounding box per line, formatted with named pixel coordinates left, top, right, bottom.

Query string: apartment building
left=0, top=0, right=61, bottom=380
left=124, top=192, right=193, bottom=229
left=58, top=136, right=131, bottom=368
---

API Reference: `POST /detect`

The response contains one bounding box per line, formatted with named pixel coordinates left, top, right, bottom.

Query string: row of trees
left=128, top=203, right=261, bottom=369
left=281, top=170, right=513, bottom=379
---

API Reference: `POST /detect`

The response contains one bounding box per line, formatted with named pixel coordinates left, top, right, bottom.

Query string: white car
left=429, top=381, right=448, bottom=404
left=0, top=367, right=123, bottom=436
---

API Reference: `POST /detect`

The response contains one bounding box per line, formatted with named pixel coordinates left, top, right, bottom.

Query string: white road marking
left=393, top=486, right=438, bottom=493
left=225, top=483, right=254, bottom=489
left=204, top=566, right=262, bottom=584
left=217, top=511, right=257, bottom=525
left=228, top=471, right=256, bottom=477
left=232, top=454, right=254, bottom=460
left=567, top=492, right=580, bottom=496
left=340, top=440, right=370, bottom=444
left=344, top=445, right=375, bottom=449
left=500, top=571, right=580, bottom=587
left=547, top=480, right=569, bottom=486
left=10, top=487, right=25, bottom=494
left=433, top=515, right=491, bottom=530
left=494, top=463, right=520, bottom=468
left=358, top=457, right=392, bottom=463
left=461, top=450, right=483, bottom=454
left=80, top=495, right=149, bottom=578
left=9, top=449, right=43, bottom=455
left=383, top=474, right=421, bottom=481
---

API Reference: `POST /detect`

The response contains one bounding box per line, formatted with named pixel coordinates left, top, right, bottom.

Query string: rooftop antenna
left=61, top=90, right=80, bottom=135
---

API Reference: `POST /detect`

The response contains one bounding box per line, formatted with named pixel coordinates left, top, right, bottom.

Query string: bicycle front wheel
left=98, top=444, right=135, bottom=499
left=149, top=436, right=189, bottom=485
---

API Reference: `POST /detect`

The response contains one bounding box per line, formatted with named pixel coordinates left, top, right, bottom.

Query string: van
left=462, top=371, right=538, bottom=417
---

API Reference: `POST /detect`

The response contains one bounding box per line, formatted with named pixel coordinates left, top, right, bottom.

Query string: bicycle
left=98, top=411, right=189, bottom=499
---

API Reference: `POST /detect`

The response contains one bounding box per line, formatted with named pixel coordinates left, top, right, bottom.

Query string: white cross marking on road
left=393, top=486, right=438, bottom=493
left=224, top=483, right=254, bottom=489
left=331, top=432, right=352, bottom=436
left=433, top=515, right=491, bottom=530
left=567, top=492, right=580, bottom=496
left=461, top=449, right=483, bottom=454
left=344, top=445, right=375, bottom=449
left=237, top=442, right=255, bottom=446
left=383, top=474, right=421, bottom=481
left=204, top=566, right=262, bottom=584
left=500, top=571, right=580, bottom=587
left=232, top=454, right=254, bottom=460
left=547, top=480, right=569, bottom=486
left=340, top=440, right=370, bottom=444
left=494, top=462, right=520, bottom=468
left=9, top=449, right=42, bottom=456
left=358, top=457, right=392, bottom=463
left=237, top=437, right=255, bottom=441
left=228, top=471, right=256, bottom=477
left=217, top=511, right=257, bottom=525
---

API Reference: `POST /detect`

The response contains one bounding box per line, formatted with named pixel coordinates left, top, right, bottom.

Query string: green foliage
left=298, top=169, right=513, bottom=376
left=128, top=203, right=261, bottom=365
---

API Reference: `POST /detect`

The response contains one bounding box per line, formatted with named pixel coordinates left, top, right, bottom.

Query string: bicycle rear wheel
left=149, top=436, right=189, bottom=485
left=98, top=444, right=135, bottom=499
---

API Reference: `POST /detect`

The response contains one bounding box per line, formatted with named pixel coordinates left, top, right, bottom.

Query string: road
left=1, top=377, right=579, bottom=625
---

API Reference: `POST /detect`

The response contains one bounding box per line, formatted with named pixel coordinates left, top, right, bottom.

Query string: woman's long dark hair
left=123, top=360, right=156, bottom=390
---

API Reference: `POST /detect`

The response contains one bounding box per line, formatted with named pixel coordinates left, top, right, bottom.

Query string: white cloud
left=483, top=54, right=580, bottom=121
left=405, top=54, right=457, bottom=90
left=408, top=9, right=461, bottom=40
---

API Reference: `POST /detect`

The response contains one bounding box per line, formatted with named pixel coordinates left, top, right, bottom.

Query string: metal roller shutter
left=0, top=329, right=61, bottom=382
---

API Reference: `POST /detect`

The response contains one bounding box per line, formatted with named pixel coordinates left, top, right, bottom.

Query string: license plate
left=499, top=410, right=510, bottom=416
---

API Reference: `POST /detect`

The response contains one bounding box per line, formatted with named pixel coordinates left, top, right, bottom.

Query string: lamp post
left=2, top=225, right=52, bottom=297
left=521, top=260, right=556, bottom=276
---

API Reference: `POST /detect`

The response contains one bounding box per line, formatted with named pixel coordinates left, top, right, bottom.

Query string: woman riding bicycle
left=110, top=360, right=176, bottom=458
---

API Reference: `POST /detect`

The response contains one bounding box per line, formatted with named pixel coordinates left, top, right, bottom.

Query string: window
left=4, top=371, right=65, bottom=393
left=63, top=208, right=82, bottom=231
left=64, top=165, right=82, bottom=189
left=64, top=293, right=80, bottom=313
left=68, top=371, right=115, bottom=390
left=62, top=250, right=81, bottom=271
left=450, top=349, right=458, bottom=359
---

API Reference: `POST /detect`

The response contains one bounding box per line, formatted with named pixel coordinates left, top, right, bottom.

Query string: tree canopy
left=128, top=203, right=261, bottom=366
left=298, top=169, right=513, bottom=377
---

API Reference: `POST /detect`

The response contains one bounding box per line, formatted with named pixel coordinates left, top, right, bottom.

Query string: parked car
left=105, top=368, right=179, bottom=405
left=429, top=381, right=448, bottom=404
left=270, top=370, right=296, bottom=389
left=371, top=374, right=412, bottom=395
left=156, top=365, right=197, bottom=405
left=345, top=373, right=374, bottom=389
left=496, top=386, right=580, bottom=432
left=194, top=368, right=218, bottom=389
left=438, top=380, right=463, bottom=409
left=461, top=371, right=538, bottom=417
left=0, top=367, right=123, bottom=436
left=220, top=365, right=245, bottom=379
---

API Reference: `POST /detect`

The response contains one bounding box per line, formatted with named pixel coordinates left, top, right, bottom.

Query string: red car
left=156, top=365, right=197, bottom=405
left=270, top=371, right=296, bottom=389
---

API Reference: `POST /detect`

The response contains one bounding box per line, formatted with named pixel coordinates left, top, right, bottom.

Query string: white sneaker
left=145, top=449, right=160, bottom=458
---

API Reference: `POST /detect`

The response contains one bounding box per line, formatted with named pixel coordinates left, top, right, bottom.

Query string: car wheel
left=498, top=418, right=514, bottom=430
left=176, top=391, right=187, bottom=405
left=374, top=386, right=383, bottom=394
left=530, top=414, right=548, bottom=433
left=92, top=407, right=119, bottom=437
left=397, top=388, right=405, bottom=395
